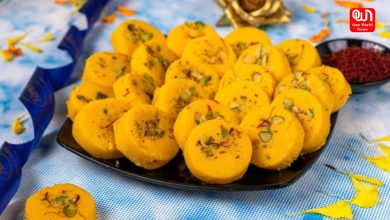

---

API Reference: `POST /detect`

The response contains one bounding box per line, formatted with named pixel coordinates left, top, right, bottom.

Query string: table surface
left=1, top=0, right=390, bottom=219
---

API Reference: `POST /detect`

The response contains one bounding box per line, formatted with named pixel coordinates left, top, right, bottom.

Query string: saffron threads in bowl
left=323, top=46, right=390, bottom=83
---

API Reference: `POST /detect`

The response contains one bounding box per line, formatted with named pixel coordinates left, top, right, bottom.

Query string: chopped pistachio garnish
left=291, top=106, right=300, bottom=114
left=307, top=108, right=315, bottom=119
left=127, top=23, right=136, bottom=32
left=240, top=96, right=247, bottom=101
left=283, top=98, right=293, bottom=110
left=127, top=24, right=154, bottom=43
left=96, top=91, right=108, bottom=100
left=185, top=21, right=206, bottom=38
left=197, top=75, right=212, bottom=86
left=231, top=42, right=247, bottom=57
left=229, top=101, right=241, bottom=112
left=271, top=115, right=285, bottom=124
left=259, top=130, right=273, bottom=142
left=43, top=191, right=80, bottom=218
left=76, top=95, right=91, bottom=103
left=97, top=57, right=107, bottom=68
left=194, top=111, right=224, bottom=124
left=198, top=126, right=240, bottom=158
left=180, top=88, right=194, bottom=102
left=143, top=73, right=154, bottom=83
left=156, top=56, right=169, bottom=71
left=297, top=83, right=310, bottom=91
left=251, top=72, right=262, bottom=83
left=285, top=52, right=299, bottom=65
left=220, top=125, right=228, bottom=138
left=143, top=117, right=165, bottom=138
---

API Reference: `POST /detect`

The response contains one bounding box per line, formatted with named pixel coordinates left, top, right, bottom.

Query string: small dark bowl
left=316, top=38, right=390, bottom=94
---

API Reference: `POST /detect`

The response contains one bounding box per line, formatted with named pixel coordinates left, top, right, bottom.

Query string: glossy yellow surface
left=113, top=74, right=151, bottom=105
left=275, top=70, right=335, bottom=113
left=114, top=104, right=179, bottom=169
left=167, top=21, right=219, bottom=56
left=72, top=98, right=131, bottom=159
left=165, top=59, right=220, bottom=98
left=272, top=89, right=330, bottom=153
left=215, top=81, right=270, bottom=121
left=240, top=105, right=304, bottom=170
left=25, top=184, right=96, bottom=220
left=82, top=52, right=131, bottom=88
left=276, top=39, right=321, bottom=72
left=184, top=119, right=252, bottom=184
left=152, top=79, right=207, bottom=119
left=309, top=65, right=351, bottom=112
left=174, top=99, right=239, bottom=149
left=111, top=20, right=165, bottom=57
left=181, top=36, right=236, bottom=77
left=67, top=81, right=113, bottom=121
left=224, top=27, right=272, bottom=58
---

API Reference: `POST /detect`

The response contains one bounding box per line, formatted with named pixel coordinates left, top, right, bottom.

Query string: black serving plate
left=57, top=113, right=337, bottom=191
left=316, top=38, right=390, bottom=94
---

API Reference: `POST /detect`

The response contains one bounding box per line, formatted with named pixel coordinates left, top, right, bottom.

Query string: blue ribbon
left=0, top=0, right=109, bottom=213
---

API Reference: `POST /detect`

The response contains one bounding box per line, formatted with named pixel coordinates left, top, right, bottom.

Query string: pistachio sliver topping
left=259, top=130, right=273, bottom=142
left=271, top=115, right=285, bottom=124
left=283, top=98, right=293, bottom=110
left=251, top=72, right=262, bottom=83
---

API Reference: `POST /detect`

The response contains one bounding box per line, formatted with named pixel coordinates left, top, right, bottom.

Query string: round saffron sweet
left=323, top=46, right=390, bottom=83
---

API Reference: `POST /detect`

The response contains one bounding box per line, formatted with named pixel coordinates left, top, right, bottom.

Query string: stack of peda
left=67, top=20, right=351, bottom=184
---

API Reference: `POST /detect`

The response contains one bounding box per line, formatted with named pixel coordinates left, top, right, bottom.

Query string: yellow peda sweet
left=111, top=20, right=165, bottom=57
left=113, top=74, right=151, bottom=105
left=240, top=105, right=304, bottom=170
left=125, top=70, right=157, bottom=98
left=224, top=27, right=272, bottom=58
left=235, top=44, right=292, bottom=82
left=152, top=79, right=207, bottom=119
left=275, top=70, right=335, bottom=113
left=309, top=65, right=351, bottom=111
left=131, top=41, right=177, bottom=87
left=25, top=184, right=96, bottom=220
left=218, top=68, right=237, bottom=91
left=72, top=98, right=131, bottom=159
left=218, top=66, right=275, bottom=98
left=234, top=65, right=276, bottom=98
left=174, top=99, right=239, bottom=149
left=272, top=89, right=331, bottom=153
left=82, top=52, right=131, bottom=88
left=276, top=39, right=321, bottom=72
left=181, top=36, right=236, bottom=77
left=144, top=40, right=178, bottom=64
left=215, top=81, right=270, bottom=121
left=165, top=59, right=220, bottom=98
left=114, top=104, right=179, bottom=169
left=183, top=119, right=252, bottom=184
left=66, top=81, right=113, bottom=121
left=167, top=21, right=220, bottom=56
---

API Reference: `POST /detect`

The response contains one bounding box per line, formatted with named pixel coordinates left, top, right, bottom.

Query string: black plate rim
left=57, top=113, right=338, bottom=192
